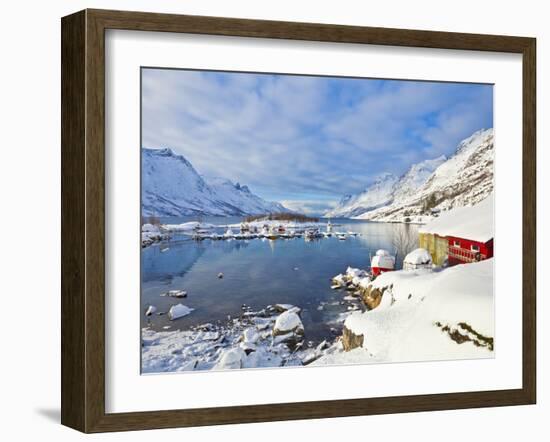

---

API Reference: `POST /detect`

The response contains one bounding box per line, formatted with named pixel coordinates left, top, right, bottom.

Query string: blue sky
left=142, top=68, right=493, bottom=214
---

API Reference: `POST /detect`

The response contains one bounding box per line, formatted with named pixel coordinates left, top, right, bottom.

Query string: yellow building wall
left=419, top=233, right=448, bottom=266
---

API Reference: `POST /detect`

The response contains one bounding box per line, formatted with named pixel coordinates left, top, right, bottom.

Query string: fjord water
left=141, top=217, right=418, bottom=344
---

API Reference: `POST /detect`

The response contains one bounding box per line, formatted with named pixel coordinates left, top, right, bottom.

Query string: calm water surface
left=141, top=217, right=418, bottom=344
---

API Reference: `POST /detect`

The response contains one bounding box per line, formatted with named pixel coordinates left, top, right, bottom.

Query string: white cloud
left=141, top=69, right=492, bottom=203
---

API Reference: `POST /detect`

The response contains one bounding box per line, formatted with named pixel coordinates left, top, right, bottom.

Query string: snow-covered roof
left=419, top=195, right=493, bottom=243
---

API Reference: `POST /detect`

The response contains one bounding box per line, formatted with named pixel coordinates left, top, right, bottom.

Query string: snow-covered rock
left=214, top=347, right=246, bottom=370
left=168, top=303, right=194, bottom=320
left=145, top=305, right=157, bottom=316
left=161, top=289, right=187, bottom=298
left=242, top=328, right=260, bottom=344
left=142, top=147, right=289, bottom=216
left=273, top=311, right=304, bottom=336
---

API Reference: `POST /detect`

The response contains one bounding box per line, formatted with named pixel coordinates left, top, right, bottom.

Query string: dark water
left=141, top=217, right=418, bottom=344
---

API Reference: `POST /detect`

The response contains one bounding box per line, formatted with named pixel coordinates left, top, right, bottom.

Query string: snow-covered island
left=141, top=223, right=170, bottom=248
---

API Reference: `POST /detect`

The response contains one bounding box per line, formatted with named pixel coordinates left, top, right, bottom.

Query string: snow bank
left=342, top=259, right=494, bottom=362
left=419, top=194, right=493, bottom=242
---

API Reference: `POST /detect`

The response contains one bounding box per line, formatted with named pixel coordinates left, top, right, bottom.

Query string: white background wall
left=0, top=0, right=546, bottom=439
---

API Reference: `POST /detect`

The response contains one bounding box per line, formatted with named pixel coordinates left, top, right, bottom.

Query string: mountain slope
left=325, top=173, right=398, bottom=218
left=142, top=148, right=288, bottom=217
left=325, top=154, right=446, bottom=218
left=391, top=155, right=447, bottom=203
left=356, top=128, right=494, bottom=222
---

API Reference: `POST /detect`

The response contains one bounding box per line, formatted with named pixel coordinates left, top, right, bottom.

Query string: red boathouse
left=418, top=195, right=494, bottom=267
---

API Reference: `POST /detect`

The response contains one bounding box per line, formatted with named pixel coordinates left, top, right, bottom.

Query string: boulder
left=356, top=284, right=388, bottom=310
left=342, top=326, right=364, bottom=351
left=242, top=327, right=260, bottom=344
left=273, top=310, right=304, bottom=336
left=213, top=347, right=246, bottom=370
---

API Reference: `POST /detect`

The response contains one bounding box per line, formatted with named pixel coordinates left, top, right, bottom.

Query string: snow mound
left=404, top=248, right=432, bottom=265
left=343, top=259, right=494, bottom=363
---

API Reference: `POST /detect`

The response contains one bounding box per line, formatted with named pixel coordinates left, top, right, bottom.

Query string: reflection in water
left=141, top=217, right=418, bottom=345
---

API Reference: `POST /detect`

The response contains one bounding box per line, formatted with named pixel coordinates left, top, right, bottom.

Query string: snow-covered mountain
left=326, top=128, right=494, bottom=222
left=325, top=173, right=398, bottom=218
left=142, top=148, right=289, bottom=217
left=391, top=155, right=447, bottom=203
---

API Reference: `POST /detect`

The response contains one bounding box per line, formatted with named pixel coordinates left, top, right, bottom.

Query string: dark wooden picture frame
left=61, top=9, right=536, bottom=433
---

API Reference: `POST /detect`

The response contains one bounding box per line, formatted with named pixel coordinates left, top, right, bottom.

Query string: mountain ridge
left=142, top=148, right=289, bottom=217
left=325, top=128, right=494, bottom=222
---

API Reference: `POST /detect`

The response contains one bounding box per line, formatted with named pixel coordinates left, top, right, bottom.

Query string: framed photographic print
left=61, top=9, right=536, bottom=433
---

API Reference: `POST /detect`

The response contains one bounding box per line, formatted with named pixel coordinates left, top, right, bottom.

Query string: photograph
left=139, top=68, right=495, bottom=374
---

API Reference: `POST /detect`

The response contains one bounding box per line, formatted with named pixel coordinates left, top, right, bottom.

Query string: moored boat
left=370, top=249, right=396, bottom=276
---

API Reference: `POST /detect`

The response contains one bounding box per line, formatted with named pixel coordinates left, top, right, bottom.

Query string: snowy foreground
left=314, top=259, right=494, bottom=366
left=142, top=259, right=494, bottom=372
left=142, top=304, right=346, bottom=373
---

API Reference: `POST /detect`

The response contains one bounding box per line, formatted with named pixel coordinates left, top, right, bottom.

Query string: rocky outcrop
left=359, top=285, right=389, bottom=310
left=341, top=326, right=364, bottom=351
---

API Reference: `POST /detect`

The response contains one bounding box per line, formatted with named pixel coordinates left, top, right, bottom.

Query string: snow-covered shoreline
left=142, top=258, right=494, bottom=372
left=142, top=303, right=348, bottom=373
left=313, top=259, right=494, bottom=366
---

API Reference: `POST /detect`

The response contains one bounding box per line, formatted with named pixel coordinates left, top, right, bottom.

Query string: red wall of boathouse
left=447, top=236, right=494, bottom=266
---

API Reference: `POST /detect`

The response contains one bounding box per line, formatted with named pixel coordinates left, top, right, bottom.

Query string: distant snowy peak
left=391, top=155, right=447, bottom=203
left=142, top=148, right=289, bottom=217
left=326, top=128, right=494, bottom=221
left=325, top=173, right=398, bottom=218
left=357, top=128, right=494, bottom=222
